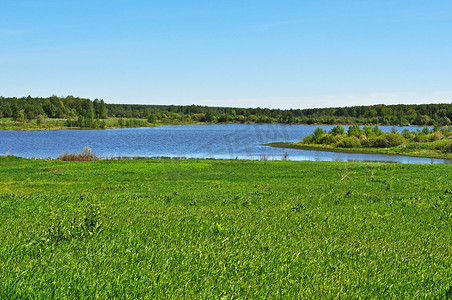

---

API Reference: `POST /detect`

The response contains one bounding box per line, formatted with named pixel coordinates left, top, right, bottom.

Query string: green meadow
left=1, top=156, right=451, bottom=298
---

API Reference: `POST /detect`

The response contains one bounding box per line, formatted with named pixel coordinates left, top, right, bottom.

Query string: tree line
left=0, top=96, right=107, bottom=120
left=1, top=95, right=452, bottom=126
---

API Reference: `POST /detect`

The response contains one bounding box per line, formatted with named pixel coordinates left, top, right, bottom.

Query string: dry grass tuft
left=59, top=146, right=100, bottom=161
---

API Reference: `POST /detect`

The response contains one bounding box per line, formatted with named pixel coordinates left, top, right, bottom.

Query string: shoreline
left=0, top=119, right=433, bottom=131
left=266, top=142, right=452, bottom=160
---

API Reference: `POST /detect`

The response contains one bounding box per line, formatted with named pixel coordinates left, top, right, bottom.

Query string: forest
left=1, top=95, right=452, bottom=128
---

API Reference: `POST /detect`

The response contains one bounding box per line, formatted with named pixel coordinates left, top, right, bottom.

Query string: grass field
left=1, top=156, right=451, bottom=298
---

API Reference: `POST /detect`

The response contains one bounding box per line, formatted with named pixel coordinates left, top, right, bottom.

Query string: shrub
left=402, top=129, right=413, bottom=140
left=330, top=125, right=345, bottom=136
left=433, top=140, right=452, bottom=153
left=405, top=142, right=432, bottom=150
left=413, top=133, right=428, bottom=142
left=441, top=127, right=451, bottom=136
left=360, top=135, right=371, bottom=147
left=336, top=136, right=361, bottom=148
left=428, top=131, right=443, bottom=142
left=302, top=136, right=313, bottom=144
left=347, top=125, right=362, bottom=138
left=312, top=128, right=325, bottom=143
left=422, top=127, right=430, bottom=135
left=383, top=133, right=405, bottom=147
left=320, top=133, right=339, bottom=145
left=369, top=133, right=405, bottom=148
left=372, top=126, right=383, bottom=136
left=362, top=126, right=373, bottom=137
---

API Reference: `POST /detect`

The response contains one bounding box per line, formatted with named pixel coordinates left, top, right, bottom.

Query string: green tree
left=99, top=100, right=107, bottom=119
left=347, top=125, right=362, bottom=138
left=330, top=125, right=345, bottom=136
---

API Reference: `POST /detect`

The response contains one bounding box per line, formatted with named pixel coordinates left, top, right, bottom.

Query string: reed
left=58, top=146, right=100, bottom=161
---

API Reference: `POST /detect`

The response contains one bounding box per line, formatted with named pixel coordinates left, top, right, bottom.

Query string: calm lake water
left=0, top=124, right=450, bottom=164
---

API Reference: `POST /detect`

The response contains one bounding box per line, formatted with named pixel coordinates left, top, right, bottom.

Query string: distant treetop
left=1, top=95, right=452, bottom=126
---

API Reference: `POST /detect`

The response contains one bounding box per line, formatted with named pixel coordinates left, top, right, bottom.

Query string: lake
left=0, top=124, right=450, bottom=164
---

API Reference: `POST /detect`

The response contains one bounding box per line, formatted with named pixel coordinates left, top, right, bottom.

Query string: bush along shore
left=268, top=125, right=452, bottom=159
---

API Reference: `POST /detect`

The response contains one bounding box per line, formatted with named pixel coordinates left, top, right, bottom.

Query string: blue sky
left=1, top=0, right=452, bottom=109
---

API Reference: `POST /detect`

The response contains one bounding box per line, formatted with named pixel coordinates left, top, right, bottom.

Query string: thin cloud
left=0, top=29, right=27, bottom=36
left=432, top=91, right=452, bottom=97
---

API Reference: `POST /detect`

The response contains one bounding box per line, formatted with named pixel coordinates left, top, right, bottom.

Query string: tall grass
left=0, top=157, right=451, bottom=298
left=58, top=146, right=100, bottom=161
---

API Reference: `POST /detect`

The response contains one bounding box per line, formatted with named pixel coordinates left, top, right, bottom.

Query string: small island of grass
left=268, top=125, right=452, bottom=160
